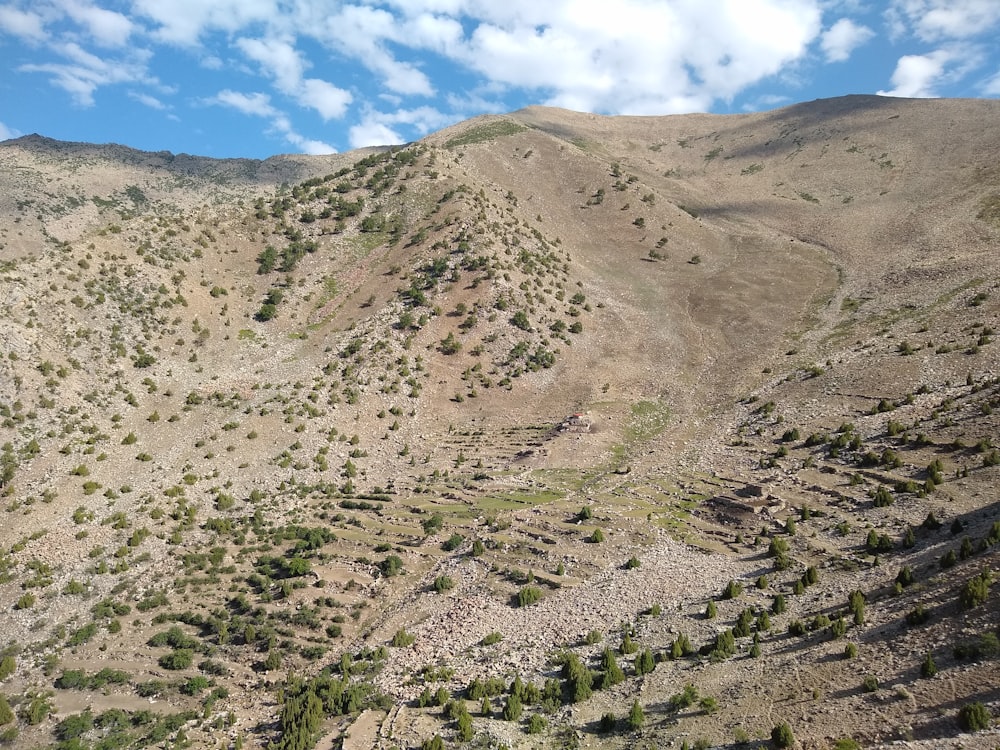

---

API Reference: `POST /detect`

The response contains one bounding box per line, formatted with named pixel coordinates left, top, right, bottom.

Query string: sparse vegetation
left=0, top=99, right=996, bottom=750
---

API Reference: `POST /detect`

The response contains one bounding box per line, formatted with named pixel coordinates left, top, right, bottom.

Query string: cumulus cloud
left=133, top=0, right=281, bottom=45
left=127, top=0, right=827, bottom=118
left=821, top=18, right=874, bottom=62
left=235, top=35, right=353, bottom=120
left=284, top=132, right=337, bottom=155
left=399, top=0, right=823, bottom=114
left=0, top=6, right=47, bottom=41
left=888, top=0, right=1000, bottom=42
left=236, top=35, right=304, bottom=91
left=878, top=49, right=954, bottom=97
left=299, top=79, right=352, bottom=120
left=10, top=0, right=998, bottom=158
left=349, top=120, right=403, bottom=149
left=348, top=104, right=451, bottom=148
left=315, top=4, right=435, bottom=96
left=210, top=89, right=277, bottom=117
left=56, top=0, right=133, bottom=47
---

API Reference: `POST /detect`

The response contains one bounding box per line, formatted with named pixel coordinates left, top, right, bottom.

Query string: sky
left=1, top=0, right=998, bottom=159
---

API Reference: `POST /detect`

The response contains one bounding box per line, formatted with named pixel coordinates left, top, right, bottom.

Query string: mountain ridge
left=0, top=95, right=997, bottom=750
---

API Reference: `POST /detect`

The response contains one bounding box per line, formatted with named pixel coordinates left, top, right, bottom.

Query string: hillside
left=0, top=94, right=997, bottom=750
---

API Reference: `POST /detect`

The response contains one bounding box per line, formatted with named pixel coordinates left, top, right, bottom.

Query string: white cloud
left=133, top=0, right=281, bottom=45
left=56, top=0, right=133, bottom=47
left=878, top=49, right=953, bottom=97
left=349, top=120, right=404, bottom=149
left=284, top=132, right=337, bottom=155
left=129, top=91, right=168, bottom=110
left=878, top=44, right=984, bottom=97
left=235, top=35, right=353, bottom=120
left=315, top=4, right=435, bottom=96
left=0, top=6, right=47, bottom=41
left=299, top=79, right=352, bottom=120
left=402, top=0, right=824, bottom=114
left=19, top=42, right=153, bottom=106
left=72, top=1, right=830, bottom=129
left=348, top=104, right=453, bottom=148
left=211, top=89, right=277, bottom=117
left=821, top=18, right=874, bottom=62
left=208, top=88, right=337, bottom=154
left=887, top=0, right=1000, bottom=41
left=236, top=35, right=304, bottom=92
left=0, top=121, right=22, bottom=141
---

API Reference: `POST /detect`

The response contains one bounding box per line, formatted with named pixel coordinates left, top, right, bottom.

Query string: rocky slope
left=0, top=95, right=997, bottom=749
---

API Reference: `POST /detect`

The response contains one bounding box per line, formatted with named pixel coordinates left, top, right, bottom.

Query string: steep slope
left=0, top=96, right=997, bottom=750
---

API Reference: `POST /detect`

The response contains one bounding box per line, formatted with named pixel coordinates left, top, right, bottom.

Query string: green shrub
left=906, top=605, right=931, bottom=626
left=957, top=702, right=991, bottom=731
left=481, top=632, right=503, bottom=646
left=862, top=675, right=879, bottom=692
left=844, top=642, right=858, bottom=659
left=0, top=656, right=14, bottom=681
left=527, top=713, right=547, bottom=734
left=14, top=593, right=35, bottom=610
left=959, top=569, right=992, bottom=609
left=502, top=693, right=522, bottom=721
left=896, top=566, right=915, bottom=587
left=432, top=575, right=454, bottom=593
left=180, top=676, right=210, bottom=695
left=158, top=649, right=194, bottom=670
left=633, top=649, right=655, bottom=676
left=21, top=693, right=52, bottom=725
left=391, top=629, right=415, bottom=647
left=771, top=722, right=794, bottom=748
left=669, top=684, right=699, bottom=710
left=920, top=652, right=937, bottom=678
left=379, top=555, right=403, bottom=577
left=627, top=699, right=644, bottom=730
left=722, top=579, right=743, bottom=599
left=516, top=586, right=542, bottom=607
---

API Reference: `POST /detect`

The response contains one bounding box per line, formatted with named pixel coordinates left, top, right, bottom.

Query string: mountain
left=0, top=95, right=998, bottom=749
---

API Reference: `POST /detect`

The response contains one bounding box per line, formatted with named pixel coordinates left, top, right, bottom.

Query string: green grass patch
left=625, top=400, right=671, bottom=444
left=475, top=489, right=564, bottom=511
left=445, top=121, right=528, bottom=149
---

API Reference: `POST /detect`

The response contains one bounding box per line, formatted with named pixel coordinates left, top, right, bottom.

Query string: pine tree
left=503, top=692, right=522, bottom=721
left=634, top=648, right=655, bottom=676
left=920, top=652, right=937, bottom=678
left=628, top=699, right=644, bottom=730
left=600, top=648, right=624, bottom=687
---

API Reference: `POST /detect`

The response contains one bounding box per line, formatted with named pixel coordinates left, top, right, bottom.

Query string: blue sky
left=1, top=1, right=998, bottom=159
